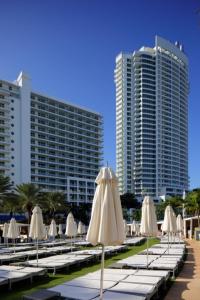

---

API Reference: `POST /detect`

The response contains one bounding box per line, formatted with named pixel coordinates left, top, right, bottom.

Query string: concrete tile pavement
left=164, top=239, right=200, bottom=300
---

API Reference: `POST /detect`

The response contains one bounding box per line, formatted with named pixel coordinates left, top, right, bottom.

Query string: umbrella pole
left=168, top=233, right=169, bottom=254
left=146, top=237, right=149, bottom=268
left=13, top=238, right=15, bottom=254
left=71, top=236, right=72, bottom=252
left=36, top=238, right=38, bottom=267
left=100, top=244, right=105, bottom=300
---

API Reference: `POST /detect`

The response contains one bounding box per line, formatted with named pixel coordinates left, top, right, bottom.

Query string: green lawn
left=1, top=238, right=158, bottom=300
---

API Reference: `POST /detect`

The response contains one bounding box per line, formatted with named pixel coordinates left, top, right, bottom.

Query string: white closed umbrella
left=172, top=212, right=177, bottom=242
left=176, top=214, right=183, bottom=242
left=3, top=222, right=9, bottom=247
left=48, top=219, right=57, bottom=240
left=65, top=212, right=77, bottom=237
left=78, top=221, right=85, bottom=235
left=124, top=219, right=128, bottom=237
left=86, top=167, right=125, bottom=300
left=173, top=212, right=177, bottom=230
left=7, top=218, right=19, bottom=253
left=44, top=225, right=49, bottom=240
left=29, top=205, right=45, bottom=266
left=162, top=205, right=176, bottom=233
left=131, top=220, right=136, bottom=236
left=140, top=195, right=157, bottom=267
left=3, top=222, right=9, bottom=245
left=58, top=224, right=63, bottom=235
left=162, top=205, right=176, bottom=252
left=65, top=212, right=77, bottom=249
left=176, top=214, right=183, bottom=232
left=135, top=223, right=140, bottom=236
left=74, top=220, right=78, bottom=237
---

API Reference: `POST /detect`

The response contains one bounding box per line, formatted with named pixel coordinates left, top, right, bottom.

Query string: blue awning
left=0, top=214, right=26, bottom=222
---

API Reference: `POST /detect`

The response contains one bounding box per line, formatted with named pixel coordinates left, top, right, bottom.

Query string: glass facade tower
left=115, top=36, right=189, bottom=200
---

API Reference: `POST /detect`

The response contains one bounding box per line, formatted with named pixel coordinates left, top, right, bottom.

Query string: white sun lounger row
left=116, top=238, right=185, bottom=277
left=152, top=243, right=186, bottom=249
left=18, top=245, right=129, bottom=274
left=0, top=245, right=34, bottom=254
left=160, top=236, right=185, bottom=244
left=0, top=265, right=46, bottom=289
left=0, top=246, right=75, bottom=264
left=24, top=253, right=92, bottom=274
left=48, top=268, right=169, bottom=300
left=123, top=237, right=146, bottom=246
left=117, top=254, right=159, bottom=268
left=74, top=241, right=91, bottom=246
left=113, top=247, right=184, bottom=277
left=71, top=245, right=127, bottom=258
left=140, top=246, right=185, bottom=256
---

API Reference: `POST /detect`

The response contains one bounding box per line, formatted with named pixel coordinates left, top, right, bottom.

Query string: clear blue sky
left=0, top=0, right=199, bottom=189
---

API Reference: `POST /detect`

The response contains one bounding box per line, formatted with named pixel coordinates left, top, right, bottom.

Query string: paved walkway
left=164, top=239, right=200, bottom=300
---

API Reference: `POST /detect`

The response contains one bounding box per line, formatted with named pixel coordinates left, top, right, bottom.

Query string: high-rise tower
left=115, top=36, right=189, bottom=200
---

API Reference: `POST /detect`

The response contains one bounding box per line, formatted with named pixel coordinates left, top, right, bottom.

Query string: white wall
left=16, top=72, right=31, bottom=184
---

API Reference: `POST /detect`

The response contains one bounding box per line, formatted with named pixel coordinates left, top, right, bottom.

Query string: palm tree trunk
left=28, top=210, right=32, bottom=224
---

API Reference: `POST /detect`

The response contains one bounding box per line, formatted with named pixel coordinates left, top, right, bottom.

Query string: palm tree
left=185, top=189, right=200, bottom=226
left=0, top=175, right=12, bottom=201
left=0, top=175, right=18, bottom=216
left=165, top=195, right=183, bottom=215
left=15, top=183, right=41, bottom=223
left=42, top=191, right=67, bottom=220
left=1, top=193, right=20, bottom=217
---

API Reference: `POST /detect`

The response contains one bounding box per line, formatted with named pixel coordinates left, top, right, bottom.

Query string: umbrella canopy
left=140, top=196, right=158, bottom=236
left=86, top=167, right=125, bottom=300
left=86, top=167, right=125, bottom=246
left=58, top=224, right=63, bottom=235
left=176, top=214, right=183, bottom=232
left=2, top=222, right=9, bottom=238
left=172, top=212, right=177, bottom=233
left=7, top=218, right=19, bottom=239
left=131, top=220, right=136, bottom=235
left=162, top=205, right=177, bottom=233
left=73, top=221, right=77, bottom=237
left=48, top=219, right=57, bottom=238
left=135, top=223, right=140, bottom=236
left=29, top=205, right=45, bottom=240
left=78, top=221, right=85, bottom=235
left=124, top=219, right=128, bottom=236
left=43, top=225, right=49, bottom=240
left=65, top=212, right=77, bottom=237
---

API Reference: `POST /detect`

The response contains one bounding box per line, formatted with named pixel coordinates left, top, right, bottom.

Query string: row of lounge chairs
left=112, top=240, right=185, bottom=278
left=48, top=268, right=170, bottom=300
left=0, top=265, right=46, bottom=290
left=46, top=238, right=185, bottom=300
left=0, top=246, right=76, bottom=264
left=23, top=245, right=128, bottom=274
left=0, top=236, right=183, bottom=300
left=123, top=237, right=146, bottom=246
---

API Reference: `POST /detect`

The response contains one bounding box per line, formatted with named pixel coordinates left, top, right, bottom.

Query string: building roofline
left=0, top=75, right=102, bottom=117
left=155, top=35, right=188, bottom=65
left=31, top=90, right=102, bottom=117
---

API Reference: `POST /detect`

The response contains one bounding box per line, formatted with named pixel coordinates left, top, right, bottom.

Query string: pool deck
left=164, top=239, right=200, bottom=300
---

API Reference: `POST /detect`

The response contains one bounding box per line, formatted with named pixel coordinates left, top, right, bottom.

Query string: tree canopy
left=120, top=193, right=140, bottom=209
left=185, top=188, right=200, bottom=226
